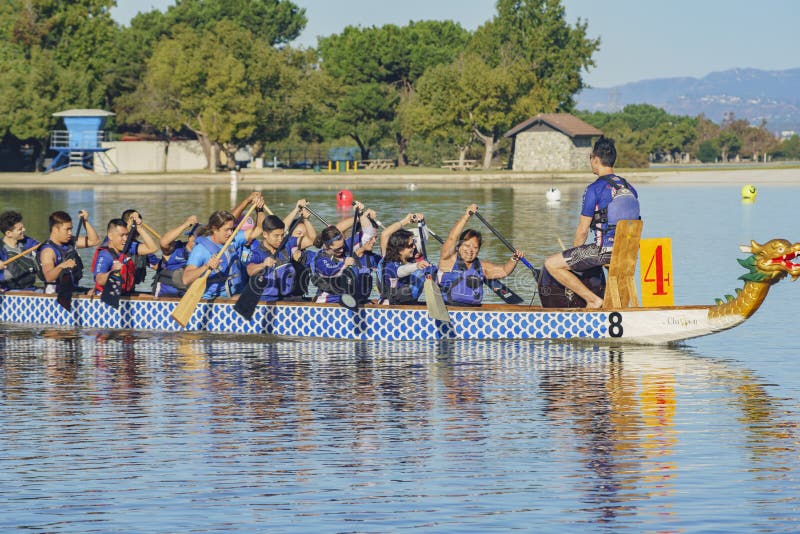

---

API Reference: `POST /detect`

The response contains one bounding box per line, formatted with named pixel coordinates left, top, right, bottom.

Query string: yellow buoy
left=741, top=184, right=757, bottom=201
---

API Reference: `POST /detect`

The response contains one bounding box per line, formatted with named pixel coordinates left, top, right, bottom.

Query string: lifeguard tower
left=46, top=109, right=118, bottom=173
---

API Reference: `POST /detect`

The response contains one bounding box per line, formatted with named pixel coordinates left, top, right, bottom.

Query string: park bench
left=441, top=159, right=477, bottom=171
left=361, top=158, right=394, bottom=169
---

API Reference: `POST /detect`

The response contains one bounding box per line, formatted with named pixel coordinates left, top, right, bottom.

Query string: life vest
left=251, top=241, right=296, bottom=302
left=38, top=239, right=84, bottom=289
left=439, top=256, right=484, bottom=306
left=153, top=243, right=190, bottom=297
left=0, top=239, right=39, bottom=290
left=195, top=236, right=244, bottom=297
left=591, top=175, right=640, bottom=246
left=352, top=252, right=377, bottom=302
left=312, top=252, right=348, bottom=299
left=312, top=251, right=373, bottom=303
left=377, top=258, right=429, bottom=305
left=290, top=248, right=316, bottom=297
left=91, top=246, right=136, bottom=295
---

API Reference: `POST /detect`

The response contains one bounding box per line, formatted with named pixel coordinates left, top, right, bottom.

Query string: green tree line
left=1, top=0, right=796, bottom=172
left=577, top=106, right=797, bottom=167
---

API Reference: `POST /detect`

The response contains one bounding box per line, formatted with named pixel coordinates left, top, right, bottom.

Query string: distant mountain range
left=575, top=67, right=800, bottom=134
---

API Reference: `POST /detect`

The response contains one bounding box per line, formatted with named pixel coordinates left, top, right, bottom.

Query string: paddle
left=101, top=221, right=138, bottom=309
left=418, top=220, right=450, bottom=323
left=425, top=224, right=524, bottom=305
left=1, top=242, right=42, bottom=267
left=339, top=205, right=361, bottom=310
left=171, top=203, right=257, bottom=327
left=303, top=204, right=330, bottom=227
left=141, top=222, right=161, bottom=240
left=472, top=211, right=537, bottom=275
left=234, top=215, right=303, bottom=320
left=56, top=216, right=84, bottom=311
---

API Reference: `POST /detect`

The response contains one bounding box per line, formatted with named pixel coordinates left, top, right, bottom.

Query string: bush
left=697, top=140, right=718, bottom=163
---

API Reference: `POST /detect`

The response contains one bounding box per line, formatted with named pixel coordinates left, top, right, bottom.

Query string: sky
left=111, top=0, right=800, bottom=88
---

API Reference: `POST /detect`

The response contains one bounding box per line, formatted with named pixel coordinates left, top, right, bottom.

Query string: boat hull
left=0, top=292, right=746, bottom=344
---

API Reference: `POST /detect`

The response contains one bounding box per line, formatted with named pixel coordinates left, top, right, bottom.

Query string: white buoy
left=545, top=187, right=561, bottom=202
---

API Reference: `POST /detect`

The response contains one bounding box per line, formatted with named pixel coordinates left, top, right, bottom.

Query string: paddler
left=92, top=217, right=160, bottom=296
left=377, top=212, right=435, bottom=305
left=38, top=210, right=100, bottom=294
left=0, top=210, right=40, bottom=291
left=120, top=209, right=161, bottom=286
left=438, top=203, right=524, bottom=306
left=152, top=215, right=200, bottom=297
left=244, top=214, right=304, bottom=302
left=181, top=194, right=266, bottom=299
left=311, top=201, right=376, bottom=304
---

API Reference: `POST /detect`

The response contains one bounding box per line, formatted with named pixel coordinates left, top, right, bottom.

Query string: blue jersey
left=248, top=236, right=298, bottom=265
left=187, top=230, right=247, bottom=299
left=580, top=174, right=638, bottom=247
left=247, top=237, right=299, bottom=301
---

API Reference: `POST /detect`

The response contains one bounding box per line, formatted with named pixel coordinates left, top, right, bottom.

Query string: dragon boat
left=0, top=237, right=797, bottom=345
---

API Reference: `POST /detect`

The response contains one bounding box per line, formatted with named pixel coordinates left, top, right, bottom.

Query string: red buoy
left=336, top=189, right=353, bottom=206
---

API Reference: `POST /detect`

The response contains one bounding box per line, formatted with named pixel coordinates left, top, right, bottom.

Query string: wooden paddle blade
left=424, top=278, right=450, bottom=323
left=101, top=272, right=122, bottom=309
left=56, top=272, right=73, bottom=311
left=234, top=274, right=267, bottom=320
left=484, top=278, right=524, bottom=305
left=171, top=272, right=209, bottom=327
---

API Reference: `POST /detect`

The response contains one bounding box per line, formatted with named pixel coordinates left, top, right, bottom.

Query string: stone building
left=504, top=113, right=602, bottom=171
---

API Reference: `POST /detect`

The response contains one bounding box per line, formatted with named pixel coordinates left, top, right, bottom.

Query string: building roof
left=53, top=109, right=115, bottom=117
left=503, top=113, right=602, bottom=138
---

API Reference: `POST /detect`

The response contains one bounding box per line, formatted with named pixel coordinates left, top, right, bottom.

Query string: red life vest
left=91, top=247, right=136, bottom=294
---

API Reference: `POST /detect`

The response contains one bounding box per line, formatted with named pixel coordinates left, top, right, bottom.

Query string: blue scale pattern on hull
left=0, top=294, right=609, bottom=341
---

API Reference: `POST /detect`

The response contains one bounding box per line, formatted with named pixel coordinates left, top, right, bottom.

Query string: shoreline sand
left=0, top=166, right=797, bottom=190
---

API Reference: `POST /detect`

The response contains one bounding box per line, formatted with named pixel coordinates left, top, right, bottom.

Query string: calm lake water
left=1, top=179, right=800, bottom=531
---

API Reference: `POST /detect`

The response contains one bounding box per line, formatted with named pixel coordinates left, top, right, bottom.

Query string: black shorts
left=562, top=244, right=612, bottom=272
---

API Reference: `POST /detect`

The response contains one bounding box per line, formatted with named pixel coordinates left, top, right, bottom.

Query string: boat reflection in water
left=1, top=327, right=797, bottom=530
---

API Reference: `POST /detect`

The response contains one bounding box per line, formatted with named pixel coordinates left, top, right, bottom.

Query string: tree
left=739, top=121, right=778, bottom=161
left=471, top=0, right=599, bottom=108
left=317, top=21, right=469, bottom=163
left=110, top=0, right=306, bottom=125
left=776, top=135, right=800, bottom=160
left=125, top=0, right=306, bottom=47
left=716, top=130, right=741, bottom=162
left=697, top=139, right=719, bottom=163
left=122, top=21, right=304, bottom=170
left=0, top=0, right=120, bottom=167
left=403, top=56, right=484, bottom=165
left=426, top=0, right=600, bottom=167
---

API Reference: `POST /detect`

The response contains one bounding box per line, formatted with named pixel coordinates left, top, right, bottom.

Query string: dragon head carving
left=738, top=239, right=800, bottom=283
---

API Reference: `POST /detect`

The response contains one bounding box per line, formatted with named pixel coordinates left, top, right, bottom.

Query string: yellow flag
left=640, top=238, right=674, bottom=307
